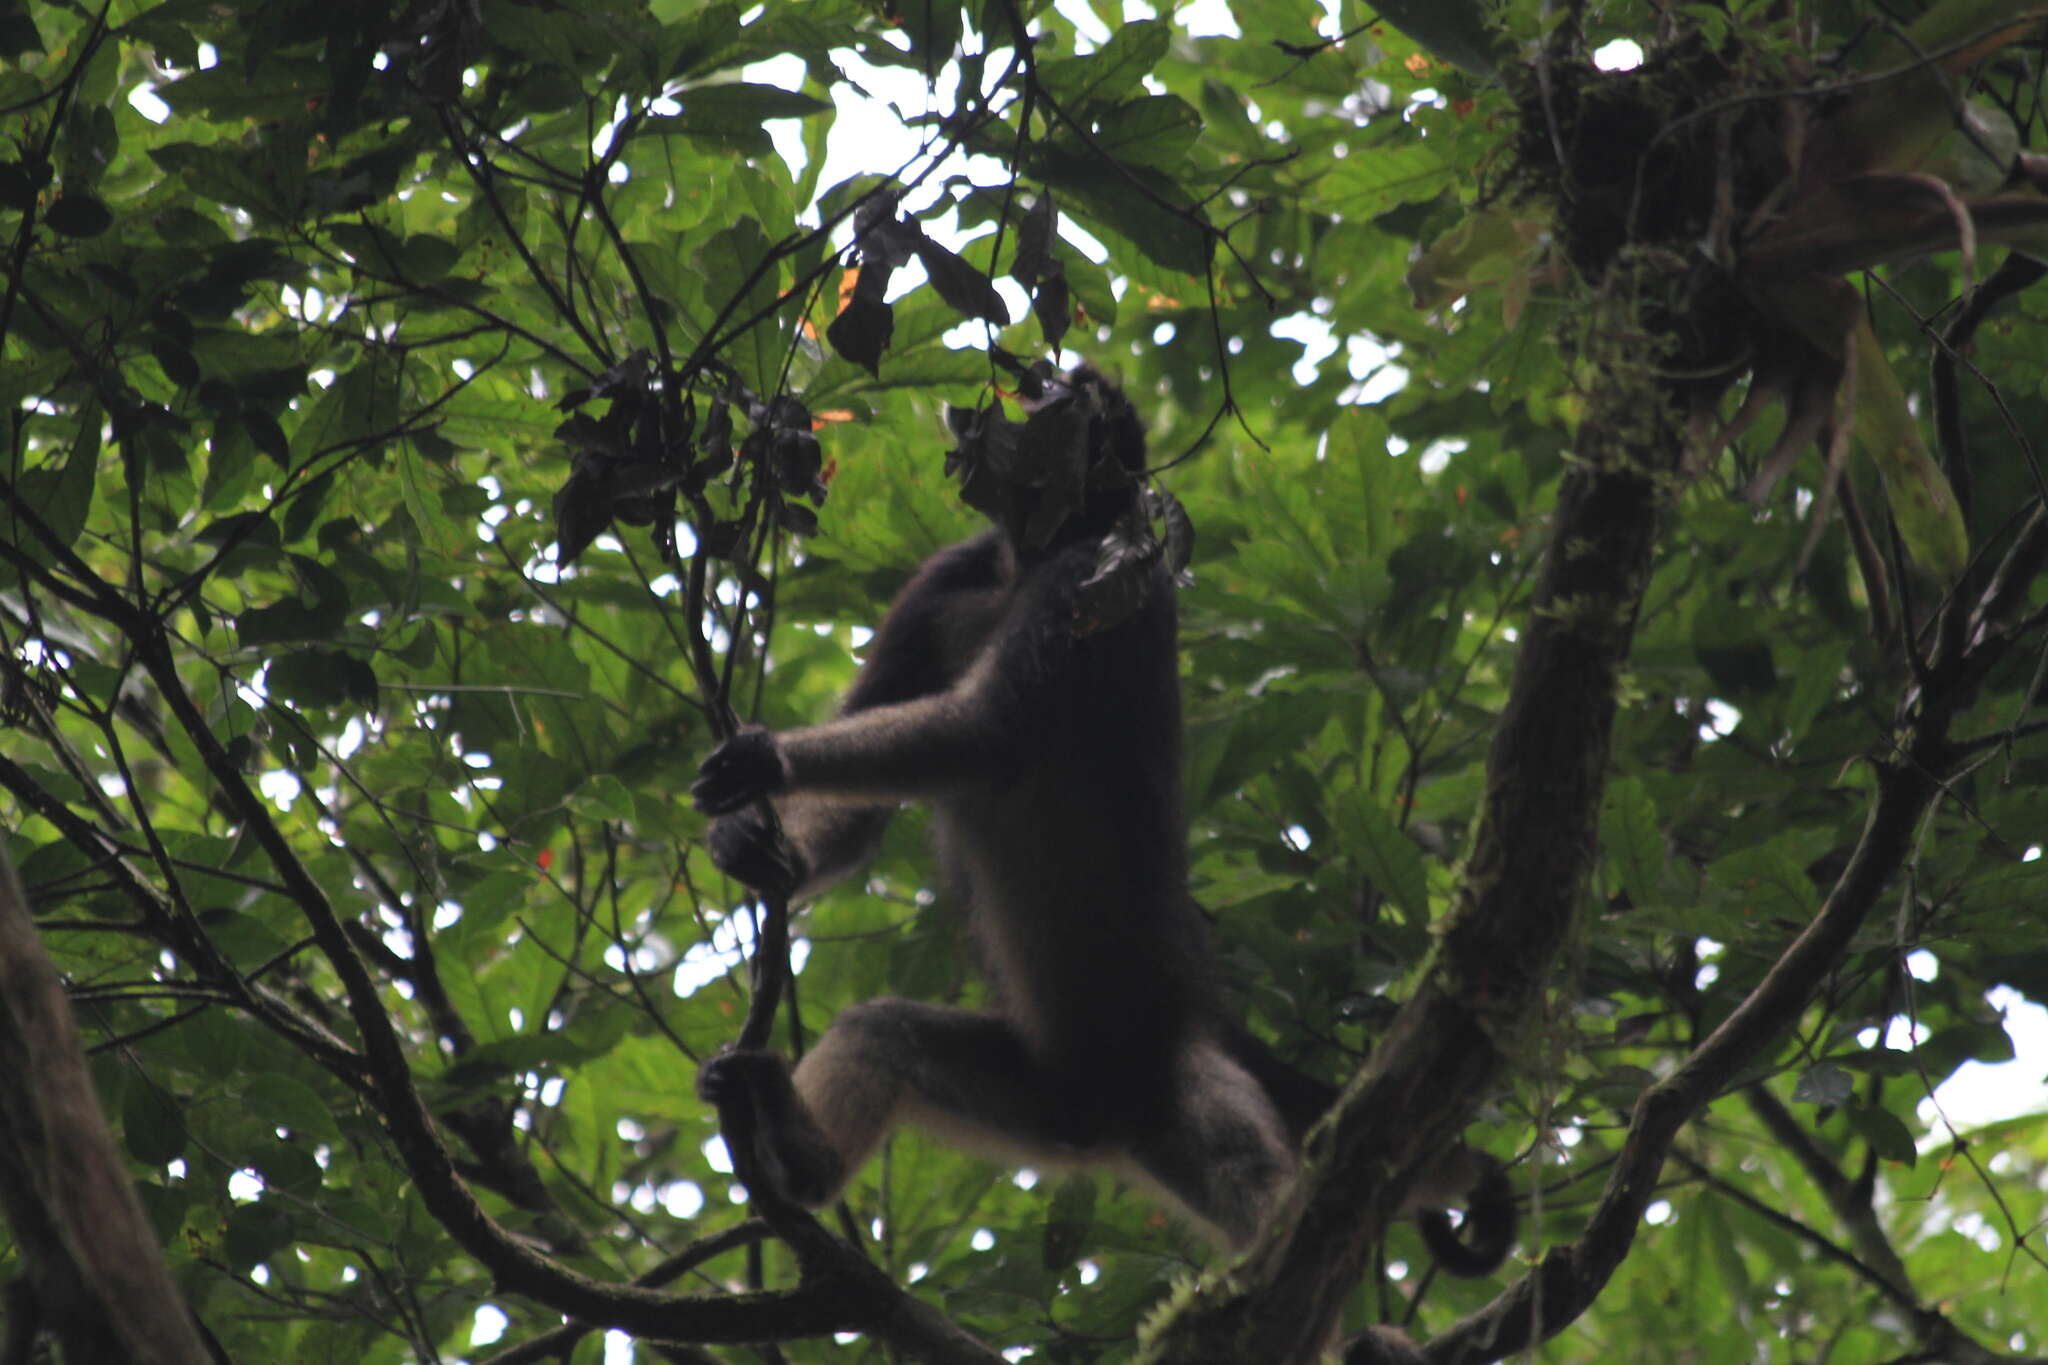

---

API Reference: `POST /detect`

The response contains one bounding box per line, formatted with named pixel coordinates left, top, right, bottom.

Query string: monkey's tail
left=1219, top=1021, right=1518, bottom=1278
left=1414, top=1154, right=1515, bottom=1277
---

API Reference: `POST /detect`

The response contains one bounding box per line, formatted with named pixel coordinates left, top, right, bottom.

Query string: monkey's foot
left=698, top=1049, right=845, bottom=1207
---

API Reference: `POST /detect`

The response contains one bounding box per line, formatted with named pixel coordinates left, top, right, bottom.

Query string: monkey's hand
left=707, top=808, right=807, bottom=898
left=692, top=728, right=790, bottom=814
left=697, top=1048, right=845, bottom=1208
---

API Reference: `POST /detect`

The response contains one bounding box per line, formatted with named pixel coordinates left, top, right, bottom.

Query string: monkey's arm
left=694, top=648, right=1023, bottom=813
left=696, top=540, right=1081, bottom=814
left=699, top=532, right=1018, bottom=880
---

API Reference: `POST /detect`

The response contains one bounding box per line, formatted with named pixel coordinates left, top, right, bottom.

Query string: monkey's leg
left=697, top=1048, right=847, bottom=1206
left=701, top=999, right=1093, bottom=1209
left=1126, top=1037, right=1297, bottom=1249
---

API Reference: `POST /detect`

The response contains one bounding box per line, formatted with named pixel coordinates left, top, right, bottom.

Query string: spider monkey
left=692, top=365, right=1513, bottom=1270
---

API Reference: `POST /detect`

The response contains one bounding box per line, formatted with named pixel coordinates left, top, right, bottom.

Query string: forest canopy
left=2, top=1, right=2048, bottom=1363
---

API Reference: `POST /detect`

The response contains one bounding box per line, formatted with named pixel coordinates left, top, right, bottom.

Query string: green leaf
left=1093, top=94, right=1202, bottom=169
left=200, top=909, right=290, bottom=969
left=676, top=82, right=831, bottom=121
left=1409, top=208, right=1548, bottom=312
left=0, top=8, right=44, bottom=60
left=267, top=649, right=377, bottom=709
left=149, top=142, right=281, bottom=217
left=568, top=773, right=636, bottom=822
left=1845, top=1105, right=1918, bottom=1165
left=1372, top=0, right=1506, bottom=76
left=222, top=1200, right=296, bottom=1271
left=152, top=338, right=200, bottom=389
left=639, top=82, right=832, bottom=157
left=1847, top=316, right=1969, bottom=580
left=1029, top=147, right=1210, bottom=275
left=155, top=58, right=332, bottom=121
left=694, top=217, right=781, bottom=391
left=1339, top=789, right=1429, bottom=923
left=297, top=363, right=401, bottom=459
left=1600, top=775, right=1664, bottom=909
left=239, top=1075, right=344, bottom=1142
left=1706, top=846, right=1820, bottom=922
left=1335, top=135, right=1461, bottom=217
left=1042, top=1176, right=1096, bottom=1270
left=1692, top=601, right=1777, bottom=694
left=241, top=409, right=291, bottom=465
left=4, top=403, right=99, bottom=566
left=661, top=3, right=743, bottom=79
left=122, top=1082, right=190, bottom=1166
left=1036, top=21, right=1169, bottom=109
left=900, top=0, right=962, bottom=63
left=0, top=160, right=39, bottom=210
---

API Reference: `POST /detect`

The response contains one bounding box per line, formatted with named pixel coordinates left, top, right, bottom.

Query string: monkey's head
left=944, top=362, right=1148, bottom=554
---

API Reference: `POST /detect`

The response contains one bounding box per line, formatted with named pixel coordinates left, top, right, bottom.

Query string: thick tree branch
left=0, top=840, right=214, bottom=1365
left=1142, top=261, right=1699, bottom=1364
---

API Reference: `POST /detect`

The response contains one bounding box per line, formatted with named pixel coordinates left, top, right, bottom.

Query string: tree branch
left=1142, top=259, right=1701, bottom=1364
left=0, top=838, right=214, bottom=1364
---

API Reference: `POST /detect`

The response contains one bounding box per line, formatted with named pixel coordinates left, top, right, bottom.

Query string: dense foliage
left=3, top=0, right=2047, bottom=1362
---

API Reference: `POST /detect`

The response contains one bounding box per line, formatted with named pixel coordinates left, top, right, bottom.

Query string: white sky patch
left=258, top=770, right=302, bottom=812
left=129, top=83, right=171, bottom=123
left=1178, top=0, right=1240, bottom=38
left=1926, top=988, right=2048, bottom=1133
left=1270, top=312, right=1340, bottom=386
left=1593, top=39, right=1644, bottom=71
left=747, top=52, right=815, bottom=178
left=746, top=45, right=1018, bottom=249
left=469, top=1306, right=509, bottom=1347
left=1699, top=699, right=1740, bottom=741
left=663, top=1179, right=706, bottom=1218
left=672, top=910, right=812, bottom=998
left=1052, top=0, right=1112, bottom=49
left=1346, top=351, right=1409, bottom=406
left=1418, top=438, right=1464, bottom=475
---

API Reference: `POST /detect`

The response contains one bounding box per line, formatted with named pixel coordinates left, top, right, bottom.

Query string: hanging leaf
left=1846, top=314, right=1969, bottom=579
left=913, top=237, right=1010, bottom=326
left=826, top=279, right=895, bottom=374
left=44, top=194, right=112, bottom=237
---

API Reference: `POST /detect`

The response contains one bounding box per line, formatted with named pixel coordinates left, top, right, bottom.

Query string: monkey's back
left=926, top=538, right=1213, bottom=1124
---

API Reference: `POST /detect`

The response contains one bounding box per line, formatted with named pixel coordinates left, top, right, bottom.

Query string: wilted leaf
left=826, top=287, right=894, bottom=374
left=913, top=238, right=1011, bottom=326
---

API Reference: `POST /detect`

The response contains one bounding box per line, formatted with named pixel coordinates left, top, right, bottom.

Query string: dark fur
left=694, top=370, right=1512, bottom=1265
